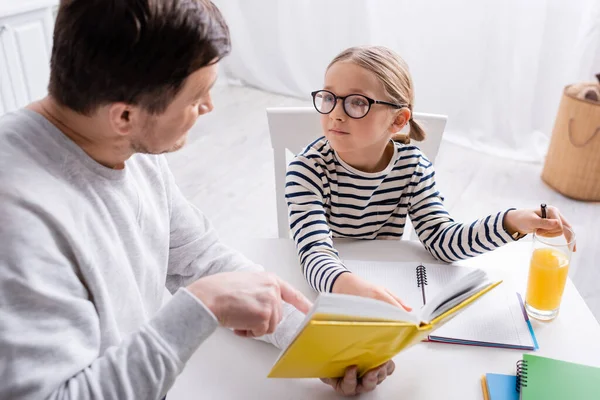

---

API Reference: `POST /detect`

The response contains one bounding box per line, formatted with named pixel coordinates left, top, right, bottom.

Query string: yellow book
left=269, top=269, right=502, bottom=378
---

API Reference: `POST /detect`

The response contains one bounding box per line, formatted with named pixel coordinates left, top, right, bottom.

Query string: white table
left=169, top=238, right=600, bottom=399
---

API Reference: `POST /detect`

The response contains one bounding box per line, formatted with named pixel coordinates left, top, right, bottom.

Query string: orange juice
left=525, top=248, right=569, bottom=311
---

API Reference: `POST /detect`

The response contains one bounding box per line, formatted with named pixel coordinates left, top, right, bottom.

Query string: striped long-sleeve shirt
left=285, top=137, right=517, bottom=293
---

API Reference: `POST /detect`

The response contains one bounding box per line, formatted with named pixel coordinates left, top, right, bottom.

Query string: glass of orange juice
left=525, top=226, right=575, bottom=321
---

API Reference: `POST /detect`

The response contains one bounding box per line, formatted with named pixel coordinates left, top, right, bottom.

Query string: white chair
left=267, top=106, right=448, bottom=239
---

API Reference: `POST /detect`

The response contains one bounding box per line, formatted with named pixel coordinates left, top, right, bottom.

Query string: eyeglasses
left=311, top=89, right=407, bottom=119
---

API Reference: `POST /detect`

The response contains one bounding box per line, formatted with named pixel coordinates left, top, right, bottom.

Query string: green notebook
left=517, top=354, right=600, bottom=400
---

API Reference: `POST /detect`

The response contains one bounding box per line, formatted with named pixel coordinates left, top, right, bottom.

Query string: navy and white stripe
left=286, top=137, right=515, bottom=293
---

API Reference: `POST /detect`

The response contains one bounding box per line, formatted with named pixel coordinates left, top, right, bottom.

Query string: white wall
left=213, top=0, right=600, bottom=161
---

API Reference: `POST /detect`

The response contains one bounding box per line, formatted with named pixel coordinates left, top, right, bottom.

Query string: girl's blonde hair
left=327, top=46, right=425, bottom=144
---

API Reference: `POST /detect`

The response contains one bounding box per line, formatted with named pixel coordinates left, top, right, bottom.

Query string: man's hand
left=332, top=273, right=412, bottom=311
left=320, top=361, right=395, bottom=396
left=187, top=271, right=312, bottom=337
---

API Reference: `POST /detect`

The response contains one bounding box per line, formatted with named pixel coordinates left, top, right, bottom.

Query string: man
left=0, top=0, right=394, bottom=398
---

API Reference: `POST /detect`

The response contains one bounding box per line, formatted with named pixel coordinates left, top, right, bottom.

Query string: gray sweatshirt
left=0, top=109, right=303, bottom=400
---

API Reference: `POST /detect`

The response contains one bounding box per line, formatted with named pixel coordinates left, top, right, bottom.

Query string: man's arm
left=162, top=158, right=263, bottom=288
left=0, top=199, right=218, bottom=400
left=160, top=157, right=307, bottom=349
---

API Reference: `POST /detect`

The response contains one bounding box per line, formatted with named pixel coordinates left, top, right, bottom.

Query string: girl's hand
left=332, top=273, right=412, bottom=311
left=503, top=205, right=576, bottom=251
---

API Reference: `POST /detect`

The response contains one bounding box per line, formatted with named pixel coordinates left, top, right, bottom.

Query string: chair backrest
left=267, top=106, right=448, bottom=239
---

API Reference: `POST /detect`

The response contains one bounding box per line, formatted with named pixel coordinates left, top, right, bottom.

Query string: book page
left=314, top=293, right=419, bottom=324
left=429, top=283, right=535, bottom=348
left=420, top=270, right=492, bottom=321
left=343, top=259, right=427, bottom=309
left=343, top=260, right=476, bottom=310
left=421, top=263, right=476, bottom=301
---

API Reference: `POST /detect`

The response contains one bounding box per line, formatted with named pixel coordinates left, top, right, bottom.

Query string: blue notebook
left=483, top=373, right=519, bottom=400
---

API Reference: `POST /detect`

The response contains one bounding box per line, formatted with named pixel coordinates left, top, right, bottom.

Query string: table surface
left=169, top=238, right=600, bottom=399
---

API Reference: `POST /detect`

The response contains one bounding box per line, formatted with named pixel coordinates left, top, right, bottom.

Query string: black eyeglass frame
left=311, top=89, right=408, bottom=119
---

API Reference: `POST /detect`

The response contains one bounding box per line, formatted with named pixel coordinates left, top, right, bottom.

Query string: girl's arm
left=285, top=155, right=348, bottom=293
left=407, top=155, right=516, bottom=262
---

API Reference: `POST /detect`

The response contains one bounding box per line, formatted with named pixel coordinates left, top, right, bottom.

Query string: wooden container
left=542, top=85, right=600, bottom=201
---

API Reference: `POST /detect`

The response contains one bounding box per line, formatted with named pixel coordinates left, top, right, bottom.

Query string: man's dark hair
left=48, top=0, right=231, bottom=115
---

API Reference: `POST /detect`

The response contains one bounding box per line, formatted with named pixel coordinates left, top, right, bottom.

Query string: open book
left=345, top=260, right=537, bottom=350
left=268, top=269, right=501, bottom=378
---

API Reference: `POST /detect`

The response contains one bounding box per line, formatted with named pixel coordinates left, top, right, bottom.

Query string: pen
left=541, top=203, right=547, bottom=219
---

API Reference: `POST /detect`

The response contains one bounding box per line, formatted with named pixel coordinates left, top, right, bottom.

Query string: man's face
left=130, top=63, right=218, bottom=155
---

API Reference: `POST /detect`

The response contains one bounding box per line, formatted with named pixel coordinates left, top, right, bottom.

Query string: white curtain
left=213, top=0, right=600, bottom=162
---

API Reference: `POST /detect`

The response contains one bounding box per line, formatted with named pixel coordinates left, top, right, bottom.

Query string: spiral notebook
left=516, top=354, right=600, bottom=399
left=344, top=260, right=538, bottom=350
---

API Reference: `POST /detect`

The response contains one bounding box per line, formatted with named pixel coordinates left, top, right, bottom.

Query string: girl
left=285, top=45, right=574, bottom=310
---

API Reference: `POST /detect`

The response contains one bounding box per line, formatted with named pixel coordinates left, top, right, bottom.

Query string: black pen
left=541, top=203, right=547, bottom=219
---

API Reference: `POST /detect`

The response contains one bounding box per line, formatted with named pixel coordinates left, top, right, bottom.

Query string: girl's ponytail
left=408, top=118, right=425, bottom=142
left=391, top=108, right=426, bottom=144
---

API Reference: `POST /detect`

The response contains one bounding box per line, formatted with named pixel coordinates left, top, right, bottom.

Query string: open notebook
left=345, top=260, right=538, bottom=350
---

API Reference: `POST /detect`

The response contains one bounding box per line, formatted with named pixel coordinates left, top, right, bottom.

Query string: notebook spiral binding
left=416, top=264, right=428, bottom=287
left=516, top=359, right=529, bottom=392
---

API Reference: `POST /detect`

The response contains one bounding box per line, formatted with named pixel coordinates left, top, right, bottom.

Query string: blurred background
left=213, top=0, right=600, bottom=161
